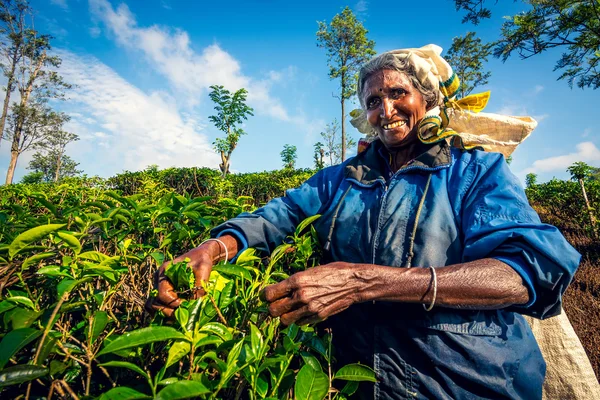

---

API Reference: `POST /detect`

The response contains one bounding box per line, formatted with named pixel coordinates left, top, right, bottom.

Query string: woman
left=147, top=45, right=580, bottom=399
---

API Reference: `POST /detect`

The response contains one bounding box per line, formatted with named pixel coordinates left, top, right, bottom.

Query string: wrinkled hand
left=145, top=243, right=217, bottom=317
left=261, top=262, right=363, bottom=326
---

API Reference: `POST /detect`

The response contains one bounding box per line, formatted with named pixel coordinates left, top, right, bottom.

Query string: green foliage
left=445, top=32, right=492, bottom=98
left=208, top=85, right=254, bottom=177
left=0, top=181, right=375, bottom=399
left=316, top=6, right=375, bottom=162
left=280, top=144, right=298, bottom=169
left=20, top=171, right=43, bottom=184
left=313, top=142, right=325, bottom=170
left=320, top=119, right=355, bottom=166
left=525, top=173, right=537, bottom=188
left=316, top=7, right=376, bottom=100
left=455, top=0, right=600, bottom=89
left=568, top=161, right=594, bottom=181
left=28, top=128, right=80, bottom=182
left=106, top=166, right=314, bottom=206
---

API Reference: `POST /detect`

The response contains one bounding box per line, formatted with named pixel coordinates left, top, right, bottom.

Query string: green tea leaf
left=57, top=277, right=93, bottom=298
left=79, top=251, right=109, bottom=262
left=6, top=308, right=42, bottom=329
left=340, top=381, right=359, bottom=396
left=295, top=214, right=321, bottom=236
left=333, top=364, right=377, bottom=382
left=90, top=311, right=109, bottom=344
left=0, top=301, right=16, bottom=315
left=212, top=263, right=252, bottom=281
left=98, top=326, right=189, bottom=356
left=7, top=296, right=35, bottom=310
left=57, top=232, right=82, bottom=255
left=155, top=380, right=210, bottom=400
left=0, top=364, right=48, bottom=387
left=98, top=386, right=152, bottom=400
left=22, top=252, right=55, bottom=270
left=294, top=364, right=329, bottom=400
left=165, top=341, right=191, bottom=368
left=37, top=266, right=72, bottom=278
left=49, top=360, right=68, bottom=375
left=200, top=322, right=232, bottom=342
left=100, top=361, right=149, bottom=380
left=8, top=224, right=66, bottom=259
left=300, top=351, right=322, bottom=372
left=0, top=328, right=42, bottom=368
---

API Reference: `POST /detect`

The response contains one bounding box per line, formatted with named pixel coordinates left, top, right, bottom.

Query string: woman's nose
left=380, top=97, right=395, bottom=119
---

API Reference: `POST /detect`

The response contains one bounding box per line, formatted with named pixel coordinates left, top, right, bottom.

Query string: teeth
left=383, top=121, right=406, bottom=130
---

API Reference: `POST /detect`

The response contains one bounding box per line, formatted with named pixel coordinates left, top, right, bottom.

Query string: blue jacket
left=212, top=139, right=580, bottom=399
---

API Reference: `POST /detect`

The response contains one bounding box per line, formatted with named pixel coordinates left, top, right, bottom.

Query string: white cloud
left=355, top=0, right=369, bottom=14
left=56, top=50, right=220, bottom=175
left=88, top=0, right=298, bottom=122
left=533, top=85, right=544, bottom=94
left=523, top=142, right=600, bottom=174
left=532, top=113, right=549, bottom=122
left=89, top=26, right=101, bottom=38
left=50, top=0, right=68, bottom=10
left=582, top=128, right=592, bottom=138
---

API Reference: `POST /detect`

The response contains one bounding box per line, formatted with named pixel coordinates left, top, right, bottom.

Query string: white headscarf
left=351, top=44, right=537, bottom=157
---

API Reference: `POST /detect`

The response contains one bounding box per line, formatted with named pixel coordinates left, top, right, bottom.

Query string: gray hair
left=357, top=53, right=440, bottom=110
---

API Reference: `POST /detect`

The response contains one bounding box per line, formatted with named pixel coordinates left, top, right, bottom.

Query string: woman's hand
left=145, top=244, right=217, bottom=317
left=261, top=262, right=366, bottom=326
left=145, top=235, right=241, bottom=317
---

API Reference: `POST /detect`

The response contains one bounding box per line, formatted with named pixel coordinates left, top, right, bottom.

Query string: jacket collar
left=344, top=139, right=452, bottom=186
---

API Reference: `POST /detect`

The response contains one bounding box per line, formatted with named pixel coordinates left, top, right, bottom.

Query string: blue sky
left=0, top=0, right=596, bottom=183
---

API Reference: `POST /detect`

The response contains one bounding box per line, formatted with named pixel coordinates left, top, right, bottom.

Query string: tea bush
left=0, top=182, right=375, bottom=399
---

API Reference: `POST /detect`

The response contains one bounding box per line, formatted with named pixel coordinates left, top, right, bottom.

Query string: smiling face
left=362, top=69, right=427, bottom=150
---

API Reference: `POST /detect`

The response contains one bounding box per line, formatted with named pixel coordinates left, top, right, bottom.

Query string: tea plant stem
left=269, top=354, right=293, bottom=397
left=207, top=293, right=228, bottom=326
left=27, top=290, right=70, bottom=400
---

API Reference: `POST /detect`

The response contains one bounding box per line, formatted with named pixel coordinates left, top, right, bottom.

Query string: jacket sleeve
left=210, top=167, right=341, bottom=254
left=460, top=152, right=581, bottom=319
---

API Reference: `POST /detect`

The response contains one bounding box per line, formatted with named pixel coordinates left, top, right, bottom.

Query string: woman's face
left=362, top=69, right=427, bottom=150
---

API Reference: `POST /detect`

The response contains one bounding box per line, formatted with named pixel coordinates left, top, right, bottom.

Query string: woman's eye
left=391, top=88, right=407, bottom=98
left=367, top=98, right=380, bottom=109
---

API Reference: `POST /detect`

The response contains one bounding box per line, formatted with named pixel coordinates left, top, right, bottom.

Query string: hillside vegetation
left=0, top=166, right=598, bottom=398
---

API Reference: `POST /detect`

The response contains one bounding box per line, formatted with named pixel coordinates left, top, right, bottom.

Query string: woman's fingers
left=268, top=296, right=299, bottom=317
left=261, top=279, right=294, bottom=303
left=191, top=257, right=213, bottom=300
left=280, top=305, right=311, bottom=326
left=156, top=276, right=182, bottom=308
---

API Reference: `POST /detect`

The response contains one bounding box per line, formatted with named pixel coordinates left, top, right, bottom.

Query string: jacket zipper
left=370, top=164, right=448, bottom=264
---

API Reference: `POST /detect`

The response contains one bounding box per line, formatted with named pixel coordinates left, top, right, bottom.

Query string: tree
left=313, top=142, right=325, bottom=170
left=29, top=127, right=79, bottom=182
left=445, top=32, right=492, bottom=98
left=4, top=101, right=69, bottom=183
left=316, top=6, right=375, bottom=162
left=454, top=0, right=600, bottom=89
left=208, top=85, right=254, bottom=178
left=28, top=150, right=80, bottom=182
left=280, top=144, right=297, bottom=169
left=525, top=172, right=538, bottom=188
left=319, top=119, right=356, bottom=166
left=4, top=26, right=71, bottom=184
left=567, top=161, right=597, bottom=236
left=0, top=0, right=31, bottom=148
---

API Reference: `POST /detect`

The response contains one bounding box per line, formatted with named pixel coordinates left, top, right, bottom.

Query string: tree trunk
left=341, top=98, right=346, bottom=162
left=5, top=145, right=19, bottom=184
left=219, top=150, right=230, bottom=178
left=54, top=152, right=62, bottom=182
left=0, top=53, right=18, bottom=148
left=579, top=178, right=597, bottom=237
left=5, top=52, right=48, bottom=184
